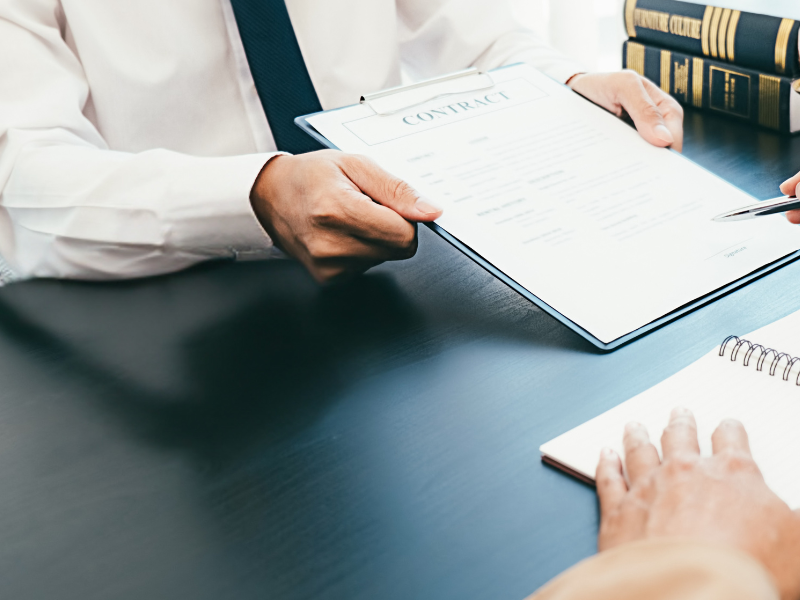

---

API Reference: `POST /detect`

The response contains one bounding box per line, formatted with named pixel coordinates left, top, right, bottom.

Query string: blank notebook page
left=540, top=309, right=800, bottom=508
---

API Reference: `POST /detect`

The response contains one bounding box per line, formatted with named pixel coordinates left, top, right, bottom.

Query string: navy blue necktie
left=229, top=0, right=325, bottom=154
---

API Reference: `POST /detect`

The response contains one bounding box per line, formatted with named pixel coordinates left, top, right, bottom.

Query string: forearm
left=1, top=129, right=276, bottom=279
left=0, top=0, right=277, bottom=280
left=528, top=539, right=779, bottom=600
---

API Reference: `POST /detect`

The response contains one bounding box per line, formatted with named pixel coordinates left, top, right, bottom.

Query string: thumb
left=620, top=77, right=675, bottom=148
left=342, top=155, right=443, bottom=222
left=780, top=172, right=800, bottom=197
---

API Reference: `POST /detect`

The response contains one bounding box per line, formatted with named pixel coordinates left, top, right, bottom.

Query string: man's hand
left=779, top=173, right=800, bottom=224
left=596, top=408, right=800, bottom=600
left=251, top=151, right=442, bottom=283
left=569, top=71, right=684, bottom=152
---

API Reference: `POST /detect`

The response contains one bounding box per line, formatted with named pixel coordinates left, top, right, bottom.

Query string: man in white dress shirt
left=0, top=0, right=683, bottom=283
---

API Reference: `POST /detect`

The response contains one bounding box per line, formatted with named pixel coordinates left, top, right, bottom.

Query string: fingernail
left=671, top=406, right=690, bottom=417
left=624, top=422, right=642, bottom=434
left=415, top=198, right=441, bottom=215
left=601, top=447, right=616, bottom=458
left=654, top=125, right=674, bottom=144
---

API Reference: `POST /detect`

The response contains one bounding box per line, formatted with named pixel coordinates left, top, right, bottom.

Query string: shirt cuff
left=164, top=152, right=286, bottom=261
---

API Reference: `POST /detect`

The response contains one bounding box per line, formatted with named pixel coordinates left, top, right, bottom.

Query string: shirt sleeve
left=396, top=0, right=586, bottom=84
left=527, top=539, right=780, bottom=600
left=0, top=0, right=276, bottom=280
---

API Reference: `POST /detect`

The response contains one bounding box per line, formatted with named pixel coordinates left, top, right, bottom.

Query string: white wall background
left=512, top=0, right=800, bottom=74
left=511, top=0, right=628, bottom=72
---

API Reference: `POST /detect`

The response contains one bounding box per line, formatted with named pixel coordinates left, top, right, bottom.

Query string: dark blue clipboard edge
left=294, top=96, right=800, bottom=352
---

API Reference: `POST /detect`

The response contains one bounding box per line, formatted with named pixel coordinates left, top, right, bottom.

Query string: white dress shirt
left=0, top=0, right=583, bottom=280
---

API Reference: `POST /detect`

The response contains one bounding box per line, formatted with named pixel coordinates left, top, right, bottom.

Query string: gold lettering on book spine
left=717, top=9, right=732, bottom=60
left=627, top=42, right=645, bottom=76
left=625, top=0, right=639, bottom=37
left=709, top=7, right=723, bottom=58
left=669, top=16, right=702, bottom=39
left=726, top=11, right=741, bottom=62
left=701, top=6, right=714, bottom=56
left=675, top=59, right=690, bottom=103
left=632, top=10, right=701, bottom=38
left=634, top=9, right=670, bottom=33
left=759, top=75, right=781, bottom=130
left=775, top=19, right=795, bottom=75
left=660, top=50, right=672, bottom=93
left=693, top=57, right=704, bottom=107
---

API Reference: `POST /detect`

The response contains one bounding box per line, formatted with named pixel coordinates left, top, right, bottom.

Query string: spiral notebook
left=540, top=309, right=800, bottom=508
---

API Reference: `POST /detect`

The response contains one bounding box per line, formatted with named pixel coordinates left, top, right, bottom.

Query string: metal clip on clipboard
left=360, top=68, right=495, bottom=116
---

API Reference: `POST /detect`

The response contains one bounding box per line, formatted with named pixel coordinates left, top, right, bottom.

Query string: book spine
left=623, top=40, right=795, bottom=133
left=624, top=0, right=800, bottom=77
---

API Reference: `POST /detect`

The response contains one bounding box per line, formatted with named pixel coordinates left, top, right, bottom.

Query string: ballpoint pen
left=712, top=196, right=800, bottom=222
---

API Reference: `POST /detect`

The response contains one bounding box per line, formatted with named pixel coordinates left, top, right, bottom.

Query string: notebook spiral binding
left=720, top=336, right=800, bottom=386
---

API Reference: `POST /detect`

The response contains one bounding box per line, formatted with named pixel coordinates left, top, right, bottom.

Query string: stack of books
left=622, top=0, right=800, bottom=134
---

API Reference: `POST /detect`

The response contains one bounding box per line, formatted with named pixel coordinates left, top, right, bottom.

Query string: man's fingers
left=782, top=173, right=800, bottom=224
left=780, top=172, right=800, bottom=197
left=623, top=422, right=661, bottom=484
left=661, top=111, right=683, bottom=152
left=712, top=419, right=752, bottom=456
left=661, top=407, right=700, bottom=460
left=307, top=229, right=417, bottom=263
left=341, top=155, right=443, bottom=222
left=657, top=99, right=684, bottom=152
left=596, top=448, right=627, bottom=520
left=618, top=73, right=674, bottom=148
left=334, top=188, right=419, bottom=249
left=640, top=78, right=683, bottom=151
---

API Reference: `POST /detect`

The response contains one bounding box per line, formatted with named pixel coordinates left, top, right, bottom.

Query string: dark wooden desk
left=1, top=110, right=800, bottom=600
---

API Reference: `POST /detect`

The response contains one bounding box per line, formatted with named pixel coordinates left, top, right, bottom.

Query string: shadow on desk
left=0, top=261, right=438, bottom=454
left=0, top=252, right=595, bottom=460
left=0, top=255, right=605, bottom=596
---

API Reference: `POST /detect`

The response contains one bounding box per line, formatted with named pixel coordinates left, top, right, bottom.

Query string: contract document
left=301, top=64, right=800, bottom=349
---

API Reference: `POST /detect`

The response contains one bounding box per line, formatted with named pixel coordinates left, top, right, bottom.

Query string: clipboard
left=295, top=66, right=800, bottom=352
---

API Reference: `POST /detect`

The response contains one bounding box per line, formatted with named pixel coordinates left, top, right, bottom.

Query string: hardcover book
left=624, top=0, right=800, bottom=77
left=624, top=40, right=800, bottom=133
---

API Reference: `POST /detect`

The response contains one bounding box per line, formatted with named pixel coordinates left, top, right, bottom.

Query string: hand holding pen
left=781, top=172, right=800, bottom=224
left=712, top=172, right=800, bottom=223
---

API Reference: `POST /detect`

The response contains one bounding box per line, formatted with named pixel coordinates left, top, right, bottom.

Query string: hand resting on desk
left=596, top=408, right=800, bottom=600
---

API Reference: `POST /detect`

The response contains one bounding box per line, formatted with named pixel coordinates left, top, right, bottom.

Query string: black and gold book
left=623, top=40, right=800, bottom=134
left=624, top=0, right=800, bottom=77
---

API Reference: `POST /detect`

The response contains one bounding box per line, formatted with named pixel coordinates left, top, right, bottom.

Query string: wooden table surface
left=1, top=108, right=799, bottom=600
